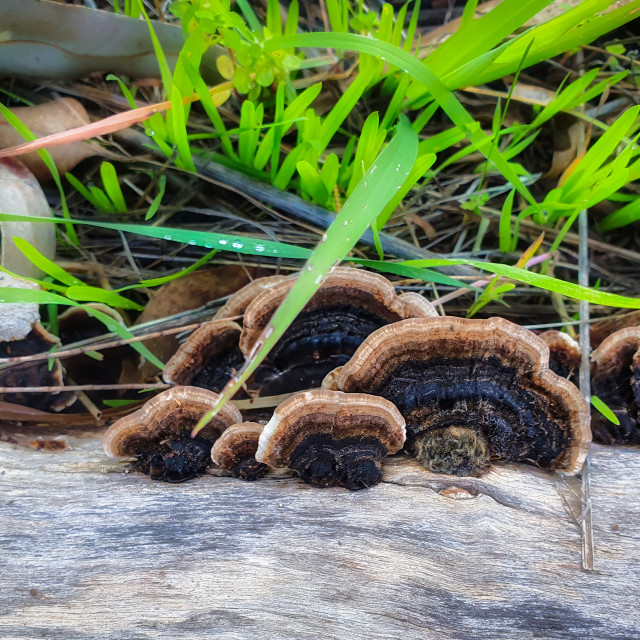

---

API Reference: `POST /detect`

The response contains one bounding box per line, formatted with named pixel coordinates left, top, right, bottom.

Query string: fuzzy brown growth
left=413, top=426, right=490, bottom=476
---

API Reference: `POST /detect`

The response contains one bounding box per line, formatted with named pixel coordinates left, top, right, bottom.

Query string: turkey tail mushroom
left=324, top=317, right=590, bottom=476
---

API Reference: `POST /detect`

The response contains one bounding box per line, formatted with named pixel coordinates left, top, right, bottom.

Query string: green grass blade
left=193, top=117, right=419, bottom=434
left=65, top=285, right=143, bottom=311
left=0, top=213, right=312, bottom=260
left=99, top=162, right=128, bottom=212
left=235, top=0, right=263, bottom=35
left=12, top=238, right=84, bottom=287
left=402, top=258, right=640, bottom=309
left=0, top=288, right=164, bottom=369
left=499, top=188, right=516, bottom=253
left=138, top=0, right=173, bottom=95
left=591, top=395, right=621, bottom=426
left=145, top=175, right=167, bottom=221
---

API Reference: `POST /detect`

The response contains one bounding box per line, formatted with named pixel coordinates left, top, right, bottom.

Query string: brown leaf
left=120, top=266, right=257, bottom=383
left=0, top=98, right=101, bottom=180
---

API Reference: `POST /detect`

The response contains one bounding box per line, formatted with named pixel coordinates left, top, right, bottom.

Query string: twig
left=578, top=208, right=595, bottom=572
left=0, top=383, right=170, bottom=393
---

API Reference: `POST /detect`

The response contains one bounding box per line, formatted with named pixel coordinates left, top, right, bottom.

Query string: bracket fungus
left=255, top=389, right=405, bottom=490
left=163, top=320, right=243, bottom=392
left=539, top=330, right=581, bottom=383
left=103, top=386, right=242, bottom=483
left=211, top=422, right=267, bottom=480
left=214, top=274, right=289, bottom=320
left=591, top=327, right=640, bottom=445
left=324, top=317, right=590, bottom=476
left=240, top=268, right=438, bottom=395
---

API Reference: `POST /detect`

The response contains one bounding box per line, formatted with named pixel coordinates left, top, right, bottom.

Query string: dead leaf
left=0, top=98, right=101, bottom=181
left=120, top=266, right=257, bottom=383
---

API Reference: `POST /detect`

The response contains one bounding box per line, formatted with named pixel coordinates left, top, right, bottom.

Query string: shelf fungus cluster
left=591, top=327, right=640, bottom=445
left=163, top=268, right=437, bottom=397
left=255, top=390, right=405, bottom=490
left=324, top=317, right=591, bottom=477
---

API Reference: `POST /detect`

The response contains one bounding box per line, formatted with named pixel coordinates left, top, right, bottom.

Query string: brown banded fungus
left=324, top=317, right=590, bottom=476
left=162, top=275, right=288, bottom=393
left=214, top=275, right=289, bottom=320
left=163, top=320, right=243, bottom=392
left=103, top=386, right=241, bottom=483
left=539, top=330, right=581, bottom=384
left=240, top=268, right=437, bottom=395
left=255, top=389, right=405, bottom=490
left=591, top=327, right=640, bottom=445
left=211, top=422, right=267, bottom=481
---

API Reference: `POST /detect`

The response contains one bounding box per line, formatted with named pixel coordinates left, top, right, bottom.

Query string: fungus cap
left=591, top=326, right=640, bottom=445
left=103, top=386, right=242, bottom=459
left=162, top=320, right=242, bottom=389
left=211, top=421, right=267, bottom=480
left=539, top=330, right=581, bottom=382
left=214, top=275, right=289, bottom=320
left=240, top=267, right=437, bottom=355
left=325, top=317, right=590, bottom=475
left=256, top=389, right=405, bottom=468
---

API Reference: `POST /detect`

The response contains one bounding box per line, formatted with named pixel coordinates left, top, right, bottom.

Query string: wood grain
left=0, top=437, right=638, bottom=639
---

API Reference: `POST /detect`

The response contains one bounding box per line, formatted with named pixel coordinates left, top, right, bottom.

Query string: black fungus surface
left=289, top=433, right=387, bottom=490
left=361, top=355, right=568, bottom=470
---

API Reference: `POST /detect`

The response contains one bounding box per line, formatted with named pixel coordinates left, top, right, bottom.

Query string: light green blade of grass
left=254, top=83, right=322, bottom=171
left=117, top=249, right=217, bottom=291
left=0, top=288, right=164, bottom=369
left=144, top=174, right=167, bottom=221
left=181, top=58, right=237, bottom=161
left=599, top=197, right=640, bottom=231
left=168, top=85, right=196, bottom=172
left=401, top=258, right=640, bottom=309
left=99, top=162, right=128, bottom=212
left=424, top=0, right=553, bottom=80
left=0, top=264, right=67, bottom=293
left=499, top=188, right=516, bottom=253
left=88, top=186, right=116, bottom=213
left=65, top=285, right=143, bottom=311
left=66, top=172, right=110, bottom=211
left=235, top=0, right=263, bottom=35
left=267, top=0, right=283, bottom=36
left=591, top=395, right=621, bottom=426
left=193, top=117, right=419, bottom=434
left=285, top=0, right=299, bottom=36
left=0, top=213, right=312, bottom=260
left=0, top=103, right=78, bottom=244
left=349, top=258, right=480, bottom=292
left=13, top=238, right=84, bottom=287
left=138, top=0, right=173, bottom=95
left=266, top=33, right=539, bottom=210
left=450, top=0, right=640, bottom=89
left=105, top=74, right=138, bottom=109
left=375, top=152, right=436, bottom=233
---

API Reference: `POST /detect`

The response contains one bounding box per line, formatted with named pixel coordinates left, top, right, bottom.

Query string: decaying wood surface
left=1, top=434, right=638, bottom=639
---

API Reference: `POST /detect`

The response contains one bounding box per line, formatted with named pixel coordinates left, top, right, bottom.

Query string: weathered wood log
left=0, top=435, right=638, bottom=639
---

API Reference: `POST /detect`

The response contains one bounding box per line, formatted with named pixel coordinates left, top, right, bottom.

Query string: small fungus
left=591, top=327, right=640, bottom=445
left=539, top=330, right=581, bottom=384
left=255, top=389, right=405, bottom=490
left=163, top=320, right=243, bottom=392
left=102, top=386, right=242, bottom=483
left=324, top=317, right=590, bottom=476
left=241, top=267, right=438, bottom=395
left=214, top=275, right=289, bottom=320
left=211, top=422, right=267, bottom=481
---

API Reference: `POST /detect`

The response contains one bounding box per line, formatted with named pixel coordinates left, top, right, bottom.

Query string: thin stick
left=0, top=383, right=171, bottom=393
left=578, top=207, right=594, bottom=572
left=0, top=321, right=216, bottom=370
